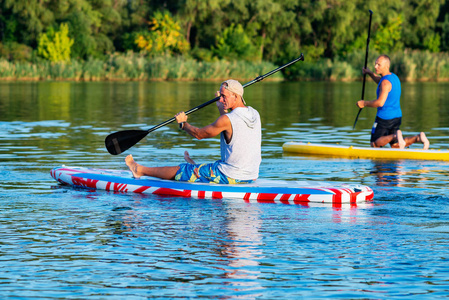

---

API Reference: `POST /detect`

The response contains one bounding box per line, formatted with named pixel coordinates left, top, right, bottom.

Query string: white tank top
left=218, top=106, right=262, bottom=180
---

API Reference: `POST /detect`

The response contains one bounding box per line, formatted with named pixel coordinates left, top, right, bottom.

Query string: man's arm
left=176, top=112, right=232, bottom=140
left=363, top=68, right=381, bottom=84
left=357, top=79, right=391, bottom=108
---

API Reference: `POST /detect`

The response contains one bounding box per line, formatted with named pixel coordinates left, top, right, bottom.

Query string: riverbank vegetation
left=1, top=0, right=449, bottom=81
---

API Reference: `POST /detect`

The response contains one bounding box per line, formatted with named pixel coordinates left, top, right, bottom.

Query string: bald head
left=374, top=55, right=391, bottom=76
left=378, top=55, right=390, bottom=67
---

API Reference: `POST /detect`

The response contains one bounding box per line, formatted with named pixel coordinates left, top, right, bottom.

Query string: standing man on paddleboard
left=357, top=54, right=429, bottom=149
left=125, top=79, right=262, bottom=184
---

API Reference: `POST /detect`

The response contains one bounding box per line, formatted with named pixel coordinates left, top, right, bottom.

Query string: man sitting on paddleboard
left=356, top=55, right=429, bottom=150
left=125, top=79, right=262, bottom=184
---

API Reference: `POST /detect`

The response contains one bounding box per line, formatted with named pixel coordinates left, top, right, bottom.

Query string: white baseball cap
left=222, top=79, right=246, bottom=105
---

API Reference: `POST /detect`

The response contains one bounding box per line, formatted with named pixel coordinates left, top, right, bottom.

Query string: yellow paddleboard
left=283, top=142, right=449, bottom=161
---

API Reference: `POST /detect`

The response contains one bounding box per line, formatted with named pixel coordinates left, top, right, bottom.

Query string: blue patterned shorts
left=175, top=161, right=255, bottom=184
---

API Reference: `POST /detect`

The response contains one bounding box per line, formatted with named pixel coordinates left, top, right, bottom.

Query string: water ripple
left=1, top=82, right=449, bottom=298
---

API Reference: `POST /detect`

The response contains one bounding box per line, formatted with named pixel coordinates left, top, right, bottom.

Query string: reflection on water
left=223, top=205, right=263, bottom=284
left=1, top=81, right=449, bottom=298
left=370, top=161, right=407, bottom=187
left=368, top=160, right=436, bottom=191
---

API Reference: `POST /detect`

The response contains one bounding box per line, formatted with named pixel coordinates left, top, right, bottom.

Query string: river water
left=1, top=80, right=449, bottom=299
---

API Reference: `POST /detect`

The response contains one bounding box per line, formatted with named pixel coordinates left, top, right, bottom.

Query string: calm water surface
left=1, top=81, right=449, bottom=299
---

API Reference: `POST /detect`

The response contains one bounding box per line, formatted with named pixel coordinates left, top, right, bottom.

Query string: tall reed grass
left=286, top=49, right=449, bottom=81
left=1, top=50, right=448, bottom=81
left=0, top=53, right=282, bottom=82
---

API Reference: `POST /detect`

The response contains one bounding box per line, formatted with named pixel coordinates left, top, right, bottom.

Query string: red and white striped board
left=51, top=166, right=374, bottom=205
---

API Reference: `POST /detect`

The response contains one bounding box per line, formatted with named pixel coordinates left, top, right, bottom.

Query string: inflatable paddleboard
left=50, top=166, right=374, bottom=205
left=283, top=142, right=449, bottom=161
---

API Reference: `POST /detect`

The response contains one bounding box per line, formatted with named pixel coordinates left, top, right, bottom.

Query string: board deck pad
left=283, top=142, right=449, bottom=161
left=51, top=166, right=374, bottom=205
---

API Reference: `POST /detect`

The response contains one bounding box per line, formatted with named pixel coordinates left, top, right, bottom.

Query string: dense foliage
left=0, top=0, right=448, bottom=80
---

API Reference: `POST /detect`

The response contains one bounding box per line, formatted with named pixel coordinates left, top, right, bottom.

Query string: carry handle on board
left=105, top=53, right=305, bottom=155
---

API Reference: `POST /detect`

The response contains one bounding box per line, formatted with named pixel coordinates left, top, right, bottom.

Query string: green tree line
left=1, top=0, right=449, bottom=81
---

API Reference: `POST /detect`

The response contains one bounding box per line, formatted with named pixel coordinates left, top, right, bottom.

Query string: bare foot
left=396, top=130, right=406, bottom=149
left=184, top=151, right=196, bottom=164
left=125, top=154, right=142, bottom=179
left=417, top=132, right=430, bottom=150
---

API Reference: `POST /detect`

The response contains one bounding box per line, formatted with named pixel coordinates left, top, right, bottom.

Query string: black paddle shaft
left=105, top=53, right=305, bottom=155
left=353, top=9, right=373, bottom=130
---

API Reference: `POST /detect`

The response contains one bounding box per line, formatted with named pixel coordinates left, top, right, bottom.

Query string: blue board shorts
left=371, top=116, right=402, bottom=144
left=175, top=161, right=255, bottom=184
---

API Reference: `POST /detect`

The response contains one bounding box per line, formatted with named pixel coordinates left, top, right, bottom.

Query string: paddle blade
left=105, top=130, right=149, bottom=155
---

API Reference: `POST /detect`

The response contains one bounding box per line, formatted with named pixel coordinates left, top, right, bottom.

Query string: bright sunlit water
left=1, top=80, right=449, bottom=299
